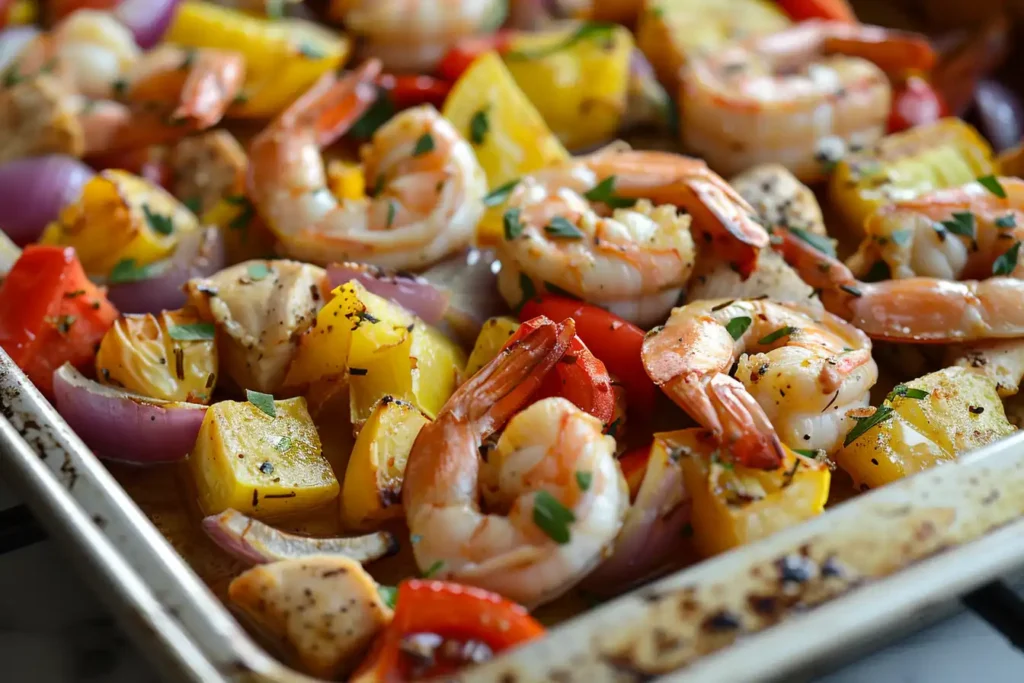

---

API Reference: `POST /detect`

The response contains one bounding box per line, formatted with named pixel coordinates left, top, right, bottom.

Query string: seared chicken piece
left=0, top=74, right=83, bottom=163
left=229, top=556, right=392, bottom=679
left=171, top=130, right=247, bottom=215
left=685, top=250, right=819, bottom=305
left=731, top=163, right=826, bottom=235
left=186, top=260, right=328, bottom=393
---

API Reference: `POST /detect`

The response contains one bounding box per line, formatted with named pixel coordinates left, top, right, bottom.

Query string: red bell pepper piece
left=775, top=0, right=857, bottom=23
left=519, top=297, right=657, bottom=418
left=888, top=74, right=948, bottom=133
left=376, top=74, right=453, bottom=109
left=351, top=580, right=544, bottom=682
left=0, top=0, right=14, bottom=29
left=0, top=246, right=118, bottom=397
left=504, top=315, right=615, bottom=426
left=436, top=31, right=514, bottom=83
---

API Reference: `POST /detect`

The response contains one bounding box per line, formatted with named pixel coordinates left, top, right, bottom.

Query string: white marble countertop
left=1, top=474, right=1022, bottom=683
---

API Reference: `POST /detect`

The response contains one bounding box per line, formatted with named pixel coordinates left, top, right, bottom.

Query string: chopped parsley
left=789, top=227, right=836, bottom=257
left=889, top=229, right=911, bottom=246
left=575, top=471, right=592, bottom=491
left=757, top=325, right=797, bottom=345
left=792, top=448, right=822, bottom=459
left=503, top=207, right=524, bottom=240
left=469, top=108, right=489, bottom=145
left=483, top=179, right=519, bottom=207
left=183, top=196, right=202, bottom=214
left=583, top=176, right=637, bottom=209
left=350, top=86, right=395, bottom=140
left=247, top=262, right=271, bottom=281
left=532, top=490, right=576, bottom=544
left=272, top=436, right=292, bottom=452
left=544, top=217, right=584, bottom=239
left=978, top=174, right=1007, bottom=198
left=385, top=199, right=397, bottom=229
left=725, top=316, right=752, bottom=341
left=505, top=22, right=616, bottom=60
left=516, top=273, right=537, bottom=313
left=377, top=585, right=397, bottom=609
left=246, top=389, right=276, bottom=418
left=993, top=241, right=1020, bottom=276
left=422, top=560, right=445, bottom=578
left=143, top=204, right=174, bottom=235
left=412, top=133, right=435, bottom=157
left=995, top=214, right=1017, bottom=229
left=108, top=259, right=156, bottom=284
left=225, top=195, right=255, bottom=234
left=167, top=323, right=216, bottom=341
left=298, top=42, right=325, bottom=59
left=939, top=211, right=976, bottom=242
left=844, top=384, right=927, bottom=446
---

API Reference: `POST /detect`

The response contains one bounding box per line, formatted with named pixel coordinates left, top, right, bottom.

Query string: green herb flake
left=844, top=405, right=894, bottom=447
left=422, top=560, right=445, bottom=578
left=516, top=273, right=537, bottom=313
left=532, top=490, right=576, bottom=544
left=506, top=22, right=616, bottom=61
left=995, top=214, right=1017, bottom=229
left=725, top=316, right=752, bottom=341
left=940, top=211, right=976, bottom=241
left=385, top=199, right=397, bottom=229
left=544, top=281, right=581, bottom=299
left=377, top=585, right=398, bottom=609
left=793, top=448, right=821, bottom=459
left=469, top=108, right=489, bottom=145
left=298, top=42, right=325, bottom=59
left=259, top=461, right=275, bottom=475
left=757, top=325, right=797, bottom=346
left=484, top=179, right=520, bottom=207
left=108, top=259, right=156, bottom=285
left=246, top=389, right=277, bottom=418
left=888, top=384, right=928, bottom=401
left=351, top=86, right=395, bottom=140
left=544, top=217, right=584, bottom=239
left=167, top=323, right=216, bottom=341
left=412, top=133, right=435, bottom=157
left=503, top=207, right=524, bottom=240
left=247, top=262, right=271, bottom=281
left=605, top=418, right=621, bottom=438
left=575, top=471, right=593, bottom=491
left=789, top=227, right=836, bottom=257
left=889, top=229, right=911, bottom=246
left=112, top=78, right=128, bottom=96
left=993, top=241, right=1021, bottom=276
left=978, top=174, right=1007, bottom=198
left=272, top=436, right=292, bottom=452
left=225, top=195, right=255, bottom=234
left=143, top=204, right=175, bottom=236
left=583, top=176, right=637, bottom=209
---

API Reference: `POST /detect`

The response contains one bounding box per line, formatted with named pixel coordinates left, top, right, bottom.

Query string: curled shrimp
left=247, top=60, right=488, bottom=271
left=1, top=10, right=244, bottom=159
left=681, top=20, right=935, bottom=181
left=402, top=318, right=628, bottom=607
left=642, top=298, right=877, bottom=466
left=496, top=148, right=769, bottom=326
left=337, top=0, right=507, bottom=72
left=775, top=224, right=1024, bottom=342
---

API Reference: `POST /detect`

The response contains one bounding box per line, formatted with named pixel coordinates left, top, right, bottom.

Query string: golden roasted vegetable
left=834, top=368, right=1014, bottom=490
left=829, top=118, right=996, bottom=235
left=190, top=396, right=339, bottom=518
left=229, top=556, right=391, bottom=679
left=636, top=0, right=790, bottom=88
left=341, top=397, right=429, bottom=530
left=326, top=160, right=366, bottom=202
left=465, top=316, right=519, bottom=377
left=673, top=429, right=830, bottom=558
left=348, top=319, right=465, bottom=427
left=503, top=23, right=633, bottom=150
left=40, top=170, right=199, bottom=276
left=199, top=194, right=278, bottom=265
left=95, top=310, right=218, bottom=404
left=443, top=51, right=569, bottom=188
left=166, top=2, right=351, bottom=119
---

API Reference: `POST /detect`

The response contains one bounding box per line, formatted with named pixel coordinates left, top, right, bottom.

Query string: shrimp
left=496, top=148, right=769, bottom=326
left=247, top=60, right=488, bottom=271
left=774, top=224, right=1024, bottom=342
left=681, top=20, right=936, bottom=181
left=642, top=298, right=877, bottom=466
left=2, top=10, right=245, bottom=158
left=337, top=0, right=507, bottom=72
left=402, top=318, right=628, bottom=607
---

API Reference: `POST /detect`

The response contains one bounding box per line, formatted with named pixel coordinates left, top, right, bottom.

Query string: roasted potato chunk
left=673, top=429, right=830, bottom=558
left=834, top=368, right=1014, bottom=490
left=190, top=395, right=339, bottom=518
left=465, top=316, right=520, bottom=377
left=229, top=556, right=391, bottom=679
left=95, top=309, right=218, bottom=404
left=341, top=397, right=429, bottom=530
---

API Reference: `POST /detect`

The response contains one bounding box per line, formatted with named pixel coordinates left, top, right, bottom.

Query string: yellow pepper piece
left=669, top=429, right=830, bottom=558
left=465, top=316, right=519, bottom=377
left=327, top=159, right=366, bottom=202
left=9, top=0, right=37, bottom=25
left=504, top=23, right=634, bottom=151
left=166, top=2, right=351, bottom=119
left=42, top=170, right=199, bottom=276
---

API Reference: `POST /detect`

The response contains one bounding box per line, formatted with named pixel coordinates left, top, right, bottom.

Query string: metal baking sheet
left=2, top=344, right=1024, bottom=682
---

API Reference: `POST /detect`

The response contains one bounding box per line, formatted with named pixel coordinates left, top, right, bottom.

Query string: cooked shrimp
left=247, top=61, right=488, bottom=270
left=642, top=298, right=877, bottom=465
left=2, top=10, right=245, bottom=158
left=775, top=224, right=1024, bottom=342
left=338, top=0, right=507, bottom=72
left=681, top=20, right=935, bottom=180
left=496, top=149, right=769, bottom=326
left=847, top=178, right=1024, bottom=281
left=402, top=319, right=628, bottom=607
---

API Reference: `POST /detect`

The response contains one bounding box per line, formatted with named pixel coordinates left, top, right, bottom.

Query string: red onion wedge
left=52, top=363, right=206, bottom=464
left=0, top=26, right=40, bottom=74
left=327, top=262, right=450, bottom=325
left=114, top=0, right=182, bottom=49
left=421, top=248, right=506, bottom=347
left=102, top=226, right=225, bottom=314
left=584, top=442, right=692, bottom=593
left=0, top=156, right=94, bottom=246
left=203, top=509, right=399, bottom=566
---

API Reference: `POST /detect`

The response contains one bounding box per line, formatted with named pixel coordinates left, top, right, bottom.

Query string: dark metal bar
left=0, top=503, right=46, bottom=555
left=963, top=580, right=1024, bottom=651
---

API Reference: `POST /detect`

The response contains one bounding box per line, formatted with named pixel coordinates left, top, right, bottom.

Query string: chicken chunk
left=171, top=130, right=247, bottom=215
left=731, top=163, right=826, bottom=235
left=0, top=74, right=83, bottom=163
